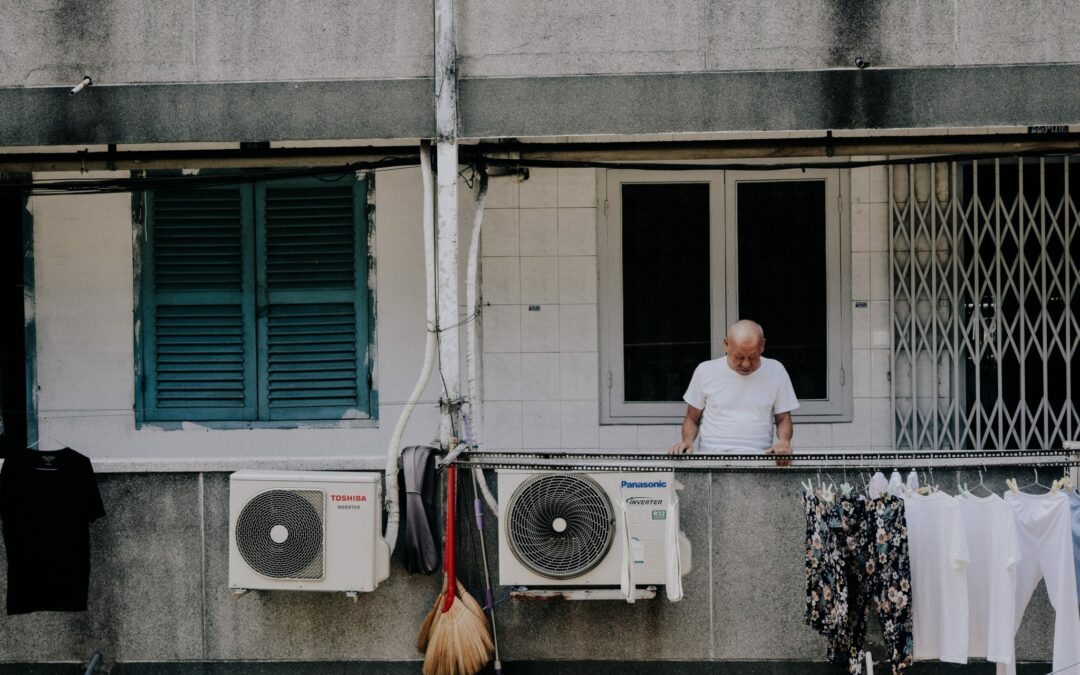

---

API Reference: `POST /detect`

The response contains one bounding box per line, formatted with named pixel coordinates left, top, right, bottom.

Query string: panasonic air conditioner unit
left=498, top=470, right=691, bottom=588
left=229, top=470, right=390, bottom=594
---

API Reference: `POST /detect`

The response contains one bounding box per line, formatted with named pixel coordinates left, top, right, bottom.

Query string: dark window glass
left=622, top=184, right=711, bottom=402
left=736, top=181, right=828, bottom=400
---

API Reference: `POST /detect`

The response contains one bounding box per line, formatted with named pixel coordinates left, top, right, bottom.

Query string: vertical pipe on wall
left=435, top=0, right=460, bottom=447
left=383, top=143, right=438, bottom=553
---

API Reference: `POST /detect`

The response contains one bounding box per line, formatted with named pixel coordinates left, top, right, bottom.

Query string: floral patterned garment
left=864, top=495, right=914, bottom=674
left=803, top=492, right=914, bottom=675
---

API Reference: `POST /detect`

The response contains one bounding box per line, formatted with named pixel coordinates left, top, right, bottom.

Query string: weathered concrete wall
left=2, top=1, right=1078, bottom=87
left=0, top=470, right=1058, bottom=667
left=0, top=0, right=432, bottom=87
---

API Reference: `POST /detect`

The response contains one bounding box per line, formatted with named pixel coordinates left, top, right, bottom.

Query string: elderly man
left=668, top=320, right=798, bottom=466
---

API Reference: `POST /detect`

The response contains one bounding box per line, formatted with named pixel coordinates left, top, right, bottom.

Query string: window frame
left=598, top=167, right=852, bottom=425
left=133, top=172, right=377, bottom=428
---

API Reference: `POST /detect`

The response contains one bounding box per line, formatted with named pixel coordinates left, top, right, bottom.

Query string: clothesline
left=453, top=449, right=1080, bottom=473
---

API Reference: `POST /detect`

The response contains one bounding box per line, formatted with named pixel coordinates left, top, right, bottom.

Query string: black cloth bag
left=399, top=445, right=441, bottom=574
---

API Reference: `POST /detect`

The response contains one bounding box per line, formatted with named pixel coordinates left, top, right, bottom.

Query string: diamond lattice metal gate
left=891, top=157, right=1079, bottom=450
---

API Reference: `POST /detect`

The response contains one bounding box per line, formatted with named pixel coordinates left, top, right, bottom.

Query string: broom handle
left=441, top=464, right=456, bottom=612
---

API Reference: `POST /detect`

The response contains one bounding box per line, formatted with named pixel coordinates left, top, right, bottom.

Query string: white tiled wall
left=840, top=159, right=893, bottom=451
left=481, top=163, right=895, bottom=453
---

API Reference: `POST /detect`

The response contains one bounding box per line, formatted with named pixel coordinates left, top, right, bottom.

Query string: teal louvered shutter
left=255, top=175, right=370, bottom=420
left=142, top=186, right=257, bottom=421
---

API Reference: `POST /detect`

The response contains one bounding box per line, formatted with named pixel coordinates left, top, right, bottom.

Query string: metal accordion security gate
left=890, top=156, right=1079, bottom=451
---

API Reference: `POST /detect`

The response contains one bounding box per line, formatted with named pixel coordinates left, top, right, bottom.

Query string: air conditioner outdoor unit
left=229, top=470, right=390, bottom=594
left=498, top=470, right=691, bottom=589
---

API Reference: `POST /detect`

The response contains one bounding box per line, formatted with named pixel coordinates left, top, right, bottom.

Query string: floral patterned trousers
left=804, top=492, right=914, bottom=674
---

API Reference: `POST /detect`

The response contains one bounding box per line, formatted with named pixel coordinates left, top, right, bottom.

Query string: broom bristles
left=455, top=580, right=491, bottom=636
left=422, top=600, right=492, bottom=675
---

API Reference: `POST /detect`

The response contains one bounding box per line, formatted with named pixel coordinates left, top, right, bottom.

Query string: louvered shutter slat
left=143, top=187, right=257, bottom=422
left=257, top=177, right=369, bottom=420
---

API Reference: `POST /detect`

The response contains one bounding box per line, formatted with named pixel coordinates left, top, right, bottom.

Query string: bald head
left=727, top=319, right=765, bottom=347
left=724, top=320, right=765, bottom=375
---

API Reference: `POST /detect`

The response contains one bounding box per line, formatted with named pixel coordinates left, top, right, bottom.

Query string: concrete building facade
left=1, top=2, right=1078, bottom=672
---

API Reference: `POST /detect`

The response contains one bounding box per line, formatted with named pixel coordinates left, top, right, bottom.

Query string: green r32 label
left=651, top=509, right=667, bottom=520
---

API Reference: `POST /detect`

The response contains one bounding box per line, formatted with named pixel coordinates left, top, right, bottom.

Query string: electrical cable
left=2, top=146, right=1076, bottom=196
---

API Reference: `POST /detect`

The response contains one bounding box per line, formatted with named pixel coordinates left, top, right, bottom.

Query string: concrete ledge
left=2, top=64, right=1079, bottom=146
left=0, top=455, right=391, bottom=473
left=0, top=661, right=1055, bottom=674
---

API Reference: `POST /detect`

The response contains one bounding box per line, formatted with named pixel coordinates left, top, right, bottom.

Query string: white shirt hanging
left=902, top=490, right=970, bottom=664
left=956, top=493, right=1021, bottom=667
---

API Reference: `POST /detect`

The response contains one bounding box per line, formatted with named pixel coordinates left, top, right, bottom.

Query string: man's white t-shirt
left=682, top=356, right=799, bottom=452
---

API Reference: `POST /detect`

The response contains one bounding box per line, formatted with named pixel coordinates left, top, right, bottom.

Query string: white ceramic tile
left=636, top=424, right=681, bottom=452
left=851, top=252, right=870, bottom=301
left=558, top=256, right=597, bottom=304
left=481, top=257, right=520, bottom=305
left=868, top=165, right=889, bottom=203
left=481, top=209, right=519, bottom=257
left=560, top=400, right=600, bottom=448
left=851, top=203, right=870, bottom=253
left=520, top=304, right=559, bottom=352
left=558, top=168, right=597, bottom=208
left=519, top=168, right=558, bottom=208
left=559, top=304, right=598, bottom=352
left=519, top=208, right=558, bottom=256
left=482, top=305, right=521, bottom=353
left=852, top=349, right=872, bottom=398
left=560, top=352, right=599, bottom=400
left=851, top=166, right=870, bottom=205
left=484, top=401, right=523, bottom=449
left=870, top=349, right=891, bottom=398
left=522, top=352, right=561, bottom=400
left=853, top=301, right=871, bottom=349
left=793, top=422, right=832, bottom=449
left=482, top=353, right=522, bottom=401
left=523, top=401, right=562, bottom=449
left=520, top=256, right=558, bottom=305
left=557, top=208, right=597, bottom=256
left=870, top=301, right=891, bottom=349
left=485, top=175, right=519, bottom=209
left=832, top=398, right=872, bottom=448
left=870, top=398, right=894, bottom=447
left=869, top=252, right=890, bottom=301
left=599, top=424, right=638, bottom=450
left=869, top=202, right=890, bottom=253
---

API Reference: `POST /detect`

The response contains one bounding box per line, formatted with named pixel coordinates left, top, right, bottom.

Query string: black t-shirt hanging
left=0, top=447, right=105, bottom=614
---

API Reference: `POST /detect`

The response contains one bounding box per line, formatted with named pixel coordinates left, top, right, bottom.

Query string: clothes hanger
left=1019, top=467, right=1049, bottom=492
left=839, top=461, right=854, bottom=498
left=968, top=467, right=994, bottom=497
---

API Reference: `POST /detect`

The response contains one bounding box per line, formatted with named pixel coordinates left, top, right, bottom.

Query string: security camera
left=70, top=76, right=92, bottom=95
left=854, top=58, right=869, bottom=69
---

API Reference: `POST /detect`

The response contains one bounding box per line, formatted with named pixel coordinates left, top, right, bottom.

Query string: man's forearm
left=681, top=416, right=699, bottom=445
left=776, top=414, right=793, bottom=444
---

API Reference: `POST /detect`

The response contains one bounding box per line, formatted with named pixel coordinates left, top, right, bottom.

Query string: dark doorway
left=0, top=177, right=28, bottom=457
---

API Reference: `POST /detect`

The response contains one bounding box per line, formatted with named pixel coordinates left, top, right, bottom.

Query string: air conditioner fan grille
left=235, top=489, right=324, bottom=580
left=505, top=473, right=615, bottom=579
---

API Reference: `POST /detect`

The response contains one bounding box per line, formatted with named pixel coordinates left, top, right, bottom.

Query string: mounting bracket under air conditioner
left=509, top=586, right=657, bottom=601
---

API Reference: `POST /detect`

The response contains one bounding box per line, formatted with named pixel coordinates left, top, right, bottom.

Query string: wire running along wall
left=891, top=156, right=1079, bottom=451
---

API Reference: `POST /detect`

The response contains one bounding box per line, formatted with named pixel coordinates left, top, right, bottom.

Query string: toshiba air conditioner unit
left=229, top=470, right=390, bottom=594
left=498, top=471, right=691, bottom=588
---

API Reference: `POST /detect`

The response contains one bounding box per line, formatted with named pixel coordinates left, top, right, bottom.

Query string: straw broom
left=422, top=465, right=492, bottom=675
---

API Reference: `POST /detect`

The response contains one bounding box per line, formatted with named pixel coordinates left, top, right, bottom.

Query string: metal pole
left=435, top=0, right=460, bottom=447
